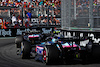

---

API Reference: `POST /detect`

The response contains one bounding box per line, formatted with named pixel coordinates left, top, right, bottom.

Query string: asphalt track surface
left=0, top=38, right=100, bottom=67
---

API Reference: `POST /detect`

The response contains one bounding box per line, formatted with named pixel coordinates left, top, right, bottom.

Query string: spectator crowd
left=0, top=0, right=61, bottom=29
left=0, top=0, right=61, bottom=8
left=71, top=0, right=100, bottom=8
left=1, top=0, right=100, bottom=29
left=71, top=0, right=100, bottom=17
left=70, top=0, right=100, bottom=28
left=0, top=0, right=61, bottom=17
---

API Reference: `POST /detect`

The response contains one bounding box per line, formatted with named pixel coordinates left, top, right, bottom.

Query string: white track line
left=0, top=37, right=15, bottom=39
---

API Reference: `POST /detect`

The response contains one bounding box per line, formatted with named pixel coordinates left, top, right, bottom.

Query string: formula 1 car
left=15, top=29, right=97, bottom=64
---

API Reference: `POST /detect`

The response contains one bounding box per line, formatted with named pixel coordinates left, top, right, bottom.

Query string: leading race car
left=15, top=28, right=99, bottom=64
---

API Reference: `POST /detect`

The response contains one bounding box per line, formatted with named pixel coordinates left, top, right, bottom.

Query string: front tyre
left=15, top=36, right=23, bottom=55
left=21, top=41, right=31, bottom=59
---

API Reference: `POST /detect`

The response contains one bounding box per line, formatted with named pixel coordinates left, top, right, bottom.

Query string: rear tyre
left=82, top=40, right=93, bottom=64
left=21, top=41, right=31, bottom=59
left=92, top=43, right=100, bottom=60
left=43, top=45, right=59, bottom=65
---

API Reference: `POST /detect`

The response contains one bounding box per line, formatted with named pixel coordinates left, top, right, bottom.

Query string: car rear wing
left=22, top=30, right=41, bottom=35
left=59, top=36, right=91, bottom=42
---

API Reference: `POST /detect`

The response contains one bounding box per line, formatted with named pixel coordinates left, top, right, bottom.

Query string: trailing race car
left=15, top=29, right=97, bottom=64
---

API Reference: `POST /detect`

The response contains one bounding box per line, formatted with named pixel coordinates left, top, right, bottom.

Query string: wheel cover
left=43, top=47, right=48, bottom=63
left=43, top=50, right=46, bottom=61
left=20, top=42, right=24, bottom=57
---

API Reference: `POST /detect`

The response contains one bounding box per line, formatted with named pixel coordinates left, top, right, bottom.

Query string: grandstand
left=0, top=0, right=61, bottom=29
left=0, top=0, right=99, bottom=31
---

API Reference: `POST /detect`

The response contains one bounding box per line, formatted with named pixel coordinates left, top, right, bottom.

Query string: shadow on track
left=38, top=58, right=100, bottom=65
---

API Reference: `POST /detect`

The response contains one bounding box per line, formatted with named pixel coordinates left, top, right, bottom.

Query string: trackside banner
left=0, top=28, right=54, bottom=37
left=0, top=29, right=11, bottom=37
left=59, top=29, right=100, bottom=43
left=0, top=28, right=100, bottom=42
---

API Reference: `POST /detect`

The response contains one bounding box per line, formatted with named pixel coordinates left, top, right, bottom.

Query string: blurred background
left=62, top=0, right=100, bottom=31
left=0, top=0, right=100, bottom=31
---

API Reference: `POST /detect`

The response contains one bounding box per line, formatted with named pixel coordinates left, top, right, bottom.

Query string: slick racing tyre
left=92, top=43, right=100, bottom=59
left=15, top=36, right=23, bottom=55
left=82, top=40, right=93, bottom=64
left=43, top=45, right=59, bottom=65
left=21, top=41, right=31, bottom=59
